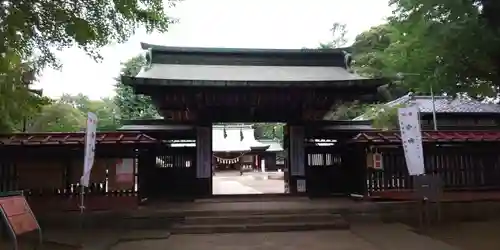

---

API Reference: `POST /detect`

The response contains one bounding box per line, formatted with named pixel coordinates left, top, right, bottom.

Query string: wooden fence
left=0, top=157, right=139, bottom=213
left=366, top=146, right=500, bottom=194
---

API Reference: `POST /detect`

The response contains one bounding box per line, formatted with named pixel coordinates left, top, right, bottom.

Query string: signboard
left=196, top=126, right=212, bottom=178
left=373, top=153, right=383, bottom=170
left=297, top=179, right=306, bottom=193
left=81, top=112, right=98, bottom=187
left=289, top=126, right=305, bottom=176
left=0, top=195, right=41, bottom=250
left=398, top=107, right=425, bottom=176
left=116, top=159, right=134, bottom=183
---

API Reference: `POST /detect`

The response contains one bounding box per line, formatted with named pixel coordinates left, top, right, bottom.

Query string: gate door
left=139, top=147, right=197, bottom=200
left=305, top=145, right=347, bottom=197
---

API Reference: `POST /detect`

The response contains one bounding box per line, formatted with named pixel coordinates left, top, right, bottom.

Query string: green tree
left=253, top=123, right=284, bottom=142
left=318, top=22, right=348, bottom=49
left=114, top=55, right=159, bottom=122
left=28, top=102, right=86, bottom=132
left=0, top=63, right=51, bottom=132
left=60, top=93, right=92, bottom=113
left=352, top=24, right=393, bottom=78
left=324, top=102, right=374, bottom=120
left=352, top=0, right=500, bottom=98
left=92, top=98, right=120, bottom=131
left=363, top=104, right=406, bottom=130
left=59, top=93, right=120, bottom=131
left=0, top=0, right=179, bottom=132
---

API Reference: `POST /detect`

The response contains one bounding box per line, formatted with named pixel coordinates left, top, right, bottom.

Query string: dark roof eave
left=123, top=77, right=387, bottom=89
left=140, top=42, right=352, bottom=56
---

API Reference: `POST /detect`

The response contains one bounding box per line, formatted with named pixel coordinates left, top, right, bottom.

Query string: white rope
left=213, top=152, right=247, bottom=164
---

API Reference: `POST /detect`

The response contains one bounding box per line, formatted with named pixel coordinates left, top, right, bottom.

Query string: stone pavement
left=111, top=230, right=379, bottom=250
left=110, top=223, right=460, bottom=250
left=212, top=179, right=262, bottom=194
left=425, top=220, right=500, bottom=250
left=5, top=222, right=465, bottom=250
left=212, top=171, right=285, bottom=195
left=351, top=223, right=459, bottom=250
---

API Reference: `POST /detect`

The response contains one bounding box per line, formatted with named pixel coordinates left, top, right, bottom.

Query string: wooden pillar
left=264, top=153, right=277, bottom=172
left=255, top=154, right=261, bottom=172
left=137, top=149, right=154, bottom=200
left=287, top=125, right=306, bottom=195
left=196, top=125, right=212, bottom=197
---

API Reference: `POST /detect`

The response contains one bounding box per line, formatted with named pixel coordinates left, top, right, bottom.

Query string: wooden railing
left=367, top=146, right=500, bottom=194
left=0, top=157, right=139, bottom=213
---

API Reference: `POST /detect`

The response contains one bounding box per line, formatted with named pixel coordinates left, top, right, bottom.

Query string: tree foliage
left=0, top=0, right=178, bottom=132
left=353, top=0, right=500, bottom=98
left=352, top=24, right=393, bottom=78
left=348, top=0, right=500, bottom=127
left=114, top=55, right=160, bottom=122
left=361, top=104, right=406, bottom=130
left=253, top=123, right=284, bottom=142
left=0, top=63, right=51, bottom=132
left=28, top=102, right=86, bottom=132
left=28, top=94, right=120, bottom=132
left=319, top=23, right=348, bottom=49
left=59, top=93, right=119, bottom=131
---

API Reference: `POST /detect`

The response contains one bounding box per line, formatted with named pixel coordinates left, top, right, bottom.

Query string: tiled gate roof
left=0, top=132, right=157, bottom=146
left=352, top=131, right=500, bottom=143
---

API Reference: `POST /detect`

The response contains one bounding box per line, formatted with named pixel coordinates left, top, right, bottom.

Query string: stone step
left=171, top=220, right=350, bottom=234
left=183, top=213, right=343, bottom=225
left=194, top=195, right=309, bottom=203
left=131, top=207, right=350, bottom=218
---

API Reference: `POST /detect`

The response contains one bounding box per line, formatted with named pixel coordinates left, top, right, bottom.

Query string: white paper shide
left=81, top=112, right=98, bottom=187
left=397, top=107, right=425, bottom=176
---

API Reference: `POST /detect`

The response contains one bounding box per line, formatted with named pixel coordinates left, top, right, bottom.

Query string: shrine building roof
left=122, top=43, right=385, bottom=88
left=354, top=93, right=500, bottom=121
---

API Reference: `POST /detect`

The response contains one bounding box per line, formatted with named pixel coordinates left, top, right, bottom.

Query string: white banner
left=116, top=159, right=134, bottom=183
left=398, top=107, right=425, bottom=176
left=81, top=112, right=98, bottom=187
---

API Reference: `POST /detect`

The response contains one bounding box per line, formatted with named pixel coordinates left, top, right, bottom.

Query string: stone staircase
left=170, top=209, right=349, bottom=234
left=38, top=198, right=382, bottom=233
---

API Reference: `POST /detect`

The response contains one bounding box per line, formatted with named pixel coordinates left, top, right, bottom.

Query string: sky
left=33, top=0, right=393, bottom=100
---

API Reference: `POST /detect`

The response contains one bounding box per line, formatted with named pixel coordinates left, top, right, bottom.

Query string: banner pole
left=79, top=184, right=85, bottom=215
left=79, top=183, right=85, bottom=232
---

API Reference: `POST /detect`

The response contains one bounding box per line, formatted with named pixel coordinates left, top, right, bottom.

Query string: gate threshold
left=197, top=194, right=309, bottom=203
